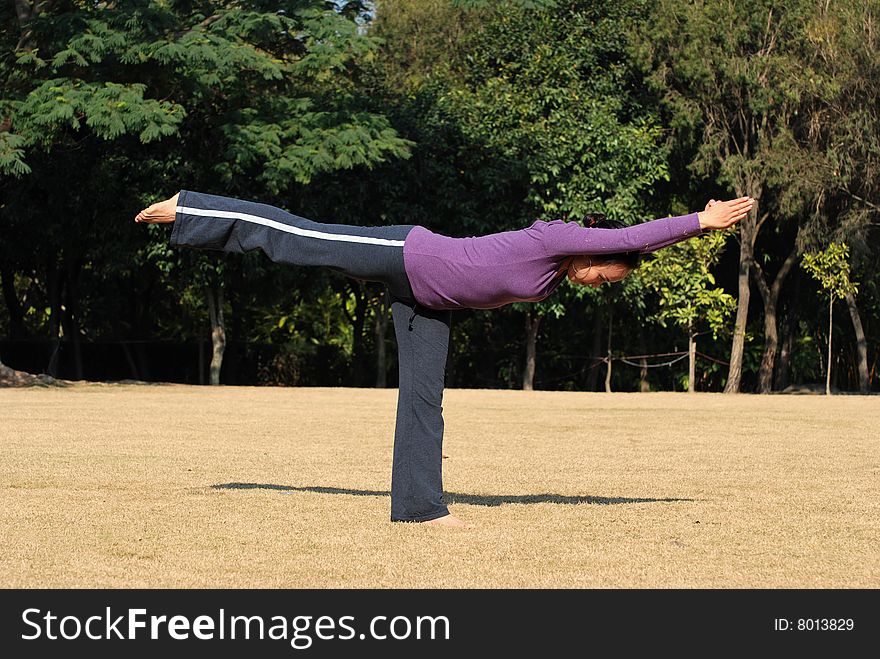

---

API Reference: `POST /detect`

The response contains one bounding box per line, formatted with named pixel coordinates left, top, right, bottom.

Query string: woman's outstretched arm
left=541, top=197, right=754, bottom=257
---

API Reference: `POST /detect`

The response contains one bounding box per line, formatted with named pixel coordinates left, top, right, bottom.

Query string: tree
left=789, top=0, right=880, bottom=393
left=512, top=299, right=565, bottom=390
left=1, top=1, right=181, bottom=377
left=751, top=240, right=800, bottom=393
left=638, top=231, right=736, bottom=392
left=634, top=0, right=817, bottom=392
left=801, top=243, right=858, bottom=395
left=426, top=1, right=668, bottom=389
left=1, top=1, right=410, bottom=382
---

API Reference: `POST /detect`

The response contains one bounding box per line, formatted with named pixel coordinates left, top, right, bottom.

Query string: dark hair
left=580, top=213, right=641, bottom=270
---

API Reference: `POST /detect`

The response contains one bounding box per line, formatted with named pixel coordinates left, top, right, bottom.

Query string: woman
left=136, top=191, right=754, bottom=526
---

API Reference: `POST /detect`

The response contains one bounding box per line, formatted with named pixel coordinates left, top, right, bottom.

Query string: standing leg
left=390, top=297, right=452, bottom=522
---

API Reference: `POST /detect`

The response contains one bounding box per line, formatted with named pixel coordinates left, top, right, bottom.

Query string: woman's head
left=567, top=255, right=633, bottom=287
left=567, top=213, right=641, bottom=287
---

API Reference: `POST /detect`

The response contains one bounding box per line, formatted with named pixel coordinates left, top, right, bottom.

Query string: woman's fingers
left=727, top=209, right=751, bottom=225
left=724, top=199, right=754, bottom=225
left=699, top=196, right=755, bottom=230
left=724, top=199, right=755, bottom=219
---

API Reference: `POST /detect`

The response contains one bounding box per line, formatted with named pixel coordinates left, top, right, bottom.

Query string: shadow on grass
left=211, top=483, right=693, bottom=506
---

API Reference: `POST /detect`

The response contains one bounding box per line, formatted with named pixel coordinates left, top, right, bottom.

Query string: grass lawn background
left=2, top=385, right=876, bottom=588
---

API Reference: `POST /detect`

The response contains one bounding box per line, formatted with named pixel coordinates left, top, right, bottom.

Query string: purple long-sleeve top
left=403, top=213, right=703, bottom=310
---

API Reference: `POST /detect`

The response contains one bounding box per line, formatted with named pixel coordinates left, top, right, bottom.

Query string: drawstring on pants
left=408, top=304, right=419, bottom=331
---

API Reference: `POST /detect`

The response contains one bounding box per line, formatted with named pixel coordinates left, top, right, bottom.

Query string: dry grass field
left=1, top=384, right=877, bottom=588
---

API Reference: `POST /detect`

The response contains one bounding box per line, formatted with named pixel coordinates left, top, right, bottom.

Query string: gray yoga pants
left=171, top=190, right=451, bottom=522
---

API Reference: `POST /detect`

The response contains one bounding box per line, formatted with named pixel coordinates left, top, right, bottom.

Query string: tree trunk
left=348, top=282, right=368, bottom=387
left=775, top=274, right=800, bottom=391
left=604, top=350, right=612, bottom=392
left=604, top=308, right=613, bottom=393
left=844, top=290, right=869, bottom=393
left=755, top=299, right=778, bottom=394
left=14, top=1, right=58, bottom=52
left=725, top=214, right=756, bottom=393
left=121, top=341, right=140, bottom=381
left=753, top=246, right=798, bottom=393
left=585, top=308, right=604, bottom=392
left=826, top=296, right=833, bottom=396
left=374, top=292, right=390, bottom=388
left=639, top=359, right=650, bottom=392
left=688, top=329, right=696, bottom=393
left=522, top=310, right=541, bottom=391
left=0, top=266, right=26, bottom=339
left=206, top=284, right=226, bottom=386
left=45, top=258, right=65, bottom=378
left=445, top=315, right=456, bottom=389
left=63, top=259, right=83, bottom=380
left=637, top=329, right=650, bottom=392
left=775, top=307, right=794, bottom=391
left=134, top=342, right=151, bottom=381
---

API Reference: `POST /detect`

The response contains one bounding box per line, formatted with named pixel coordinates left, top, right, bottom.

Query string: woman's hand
left=697, top=196, right=755, bottom=230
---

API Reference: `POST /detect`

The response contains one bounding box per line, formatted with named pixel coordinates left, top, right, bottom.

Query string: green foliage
left=638, top=231, right=735, bottom=338
left=0, top=131, right=31, bottom=175
left=371, top=0, right=484, bottom=91
left=510, top=299, right=566, bottom=320
left=0, top=0, right=416, bottom=382
left=15, top=79, right=182, bottom=145
left=371, top=1, right=669, bottom=344
left=1, top=1, right=411, bottom=187
left=792, top=2, right=880, bottom=265
left=801, top=243, right=858, bottom=301
left=632, top=0, right=814, bottom=190
left=446, top=0, right=667, bottom=223
left=1, top=2, right=876, bottom=391
left=801, top=242, right=859, bottom=393
left=253, top=289, right=355, bottom=356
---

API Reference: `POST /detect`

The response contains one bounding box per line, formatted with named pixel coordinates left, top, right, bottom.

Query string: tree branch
left=844, top=189, right=880, bottom=212
left=173, top=14, right=222, bottom=40
left=750, top=258, right=771, bottom=305
left=770, top=245, right=799, bottom=301
left=755, top=210, right=771, bottom=236
left=15, top=0, right=54, bottom=52
left=15, top=0, right=33, bottom=25
left=739, top=107, right=750, bottom=158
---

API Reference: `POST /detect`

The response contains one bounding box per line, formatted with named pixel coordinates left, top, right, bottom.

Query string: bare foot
left=422, top=514, right=469, bottom=528
left=135, top=192, right=180, bottom=224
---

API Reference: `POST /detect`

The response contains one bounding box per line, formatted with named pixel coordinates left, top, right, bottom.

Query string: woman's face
left=567, top=256, right=632, bottom=288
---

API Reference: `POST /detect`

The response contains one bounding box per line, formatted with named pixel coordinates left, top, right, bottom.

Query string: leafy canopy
left=638, top=231, right=736, bottom=337
left=801, top=243, right=858, bottom=301
left=1, top=1, right=411, bottom=189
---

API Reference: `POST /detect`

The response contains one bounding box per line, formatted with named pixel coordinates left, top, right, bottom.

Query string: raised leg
left=145, top=189, right=415, bottom=299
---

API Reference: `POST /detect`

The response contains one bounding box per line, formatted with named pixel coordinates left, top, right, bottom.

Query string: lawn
left=1, top=384, right=876, bottom=587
